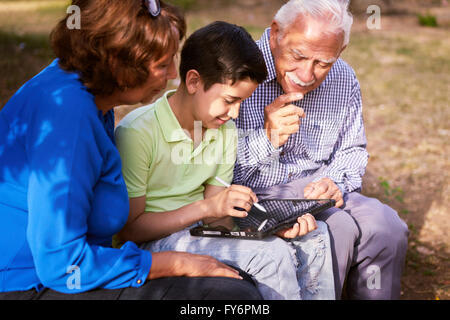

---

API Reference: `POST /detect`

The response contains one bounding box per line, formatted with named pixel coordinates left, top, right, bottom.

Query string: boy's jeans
left=140, top=221, right=335, bottom=300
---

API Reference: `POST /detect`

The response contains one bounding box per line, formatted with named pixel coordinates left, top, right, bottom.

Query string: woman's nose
left=167, top=60, right=178, bottom=80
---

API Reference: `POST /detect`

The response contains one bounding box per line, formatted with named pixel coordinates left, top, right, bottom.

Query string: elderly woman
left=0, top=0, right=262, bottom=300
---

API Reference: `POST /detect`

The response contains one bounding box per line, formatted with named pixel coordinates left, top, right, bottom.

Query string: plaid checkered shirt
left=232, top=28, right=369, bottom=194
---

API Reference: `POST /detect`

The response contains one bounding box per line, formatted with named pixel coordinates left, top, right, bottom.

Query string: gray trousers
left=253, top=172, right=409, bottom=300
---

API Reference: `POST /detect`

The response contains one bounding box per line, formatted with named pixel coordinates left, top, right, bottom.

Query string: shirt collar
left=155, top=90, right=187, bottom=143
left=155, top=90, right=218, bottom=144
left=258, top=28, right=277, bottom=83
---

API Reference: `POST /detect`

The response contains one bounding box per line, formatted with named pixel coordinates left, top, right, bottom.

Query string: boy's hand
left=206, top=184, right=258, bottom=219
left=276, top=213, right=317, bottom=239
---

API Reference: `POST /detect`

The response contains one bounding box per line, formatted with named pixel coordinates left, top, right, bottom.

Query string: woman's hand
left=204, top=185, right=258, bottom=219
left=275, top=213, right=317, bottom=239
left=148, top=251, right=243, bottom=280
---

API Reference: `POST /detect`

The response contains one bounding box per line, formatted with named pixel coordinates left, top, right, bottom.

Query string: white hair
left=274, top=0, right=353, bottom=47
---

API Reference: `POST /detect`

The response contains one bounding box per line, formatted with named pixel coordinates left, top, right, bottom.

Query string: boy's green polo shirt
left=115, top=90, right=237, bottom=213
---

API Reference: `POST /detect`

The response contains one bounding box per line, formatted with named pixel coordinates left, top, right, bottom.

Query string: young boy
left=115, top=21, right=335, bottom=299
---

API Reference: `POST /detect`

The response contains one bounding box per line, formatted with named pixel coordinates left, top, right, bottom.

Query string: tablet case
left=190, top=198, right=335, bottom=240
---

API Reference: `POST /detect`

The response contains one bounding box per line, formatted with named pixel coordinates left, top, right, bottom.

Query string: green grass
left=0, top=31, right=54, bottom=106
left=418, top=13, right=438, bottom=27
left=169, top=0, right=197, bottom=10
left=0, top=1, right=67, bottom=106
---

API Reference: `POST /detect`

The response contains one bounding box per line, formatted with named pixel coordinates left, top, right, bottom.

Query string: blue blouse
left=0, top=60, right=151, bottom=293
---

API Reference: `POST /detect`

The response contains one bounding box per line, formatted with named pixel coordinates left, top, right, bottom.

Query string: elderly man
left=233, top=0, right=409, bottom=299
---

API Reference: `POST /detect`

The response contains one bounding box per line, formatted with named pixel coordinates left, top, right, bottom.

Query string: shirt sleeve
left=232, top=126, right=282, bottom=186
left=315, top=76, right=369, bottom=193
left=115, top=124, right=152, bottom=198
left=26, top=92, right=151, bottom=293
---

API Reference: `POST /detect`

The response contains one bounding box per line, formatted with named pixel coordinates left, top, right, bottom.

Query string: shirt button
left=288, top=172, right=293, bottom=179
left=137, top=279, right=142, bottom=285
left=280, top=151, right=285, bottom=156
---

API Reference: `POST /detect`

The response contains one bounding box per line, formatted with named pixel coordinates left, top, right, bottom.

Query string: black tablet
left=189, top=198, right=335, bottom=240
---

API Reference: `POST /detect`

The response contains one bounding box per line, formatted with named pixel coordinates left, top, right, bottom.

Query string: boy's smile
left=194, top=78, right=258, bottom=130
left=169, top=76, right=258, bottom=137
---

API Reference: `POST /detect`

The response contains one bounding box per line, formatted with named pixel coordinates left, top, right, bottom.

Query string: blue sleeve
left=25, top=90, right=151, bottom=293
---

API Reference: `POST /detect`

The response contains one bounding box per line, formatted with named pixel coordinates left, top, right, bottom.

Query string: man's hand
left=303, top=177, right=344, bottom=208
left=276, top=213, right=317, bottom=239
left=264, top=93, right=305, bottom=149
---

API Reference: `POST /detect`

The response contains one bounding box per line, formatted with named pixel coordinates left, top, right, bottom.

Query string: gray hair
left=274, top=0, right=353, bottom=47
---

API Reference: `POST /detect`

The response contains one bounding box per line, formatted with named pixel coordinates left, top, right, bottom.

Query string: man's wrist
left=335, top=183, right=346, bottom=195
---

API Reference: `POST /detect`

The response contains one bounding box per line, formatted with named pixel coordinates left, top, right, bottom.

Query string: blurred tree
left=349, top=0, right=444, bottom=14
left=166, top=0, right=288, bottom=11
left=167, top=0, right=197, bottom=10
left=349, top=0, right=393, bottom=14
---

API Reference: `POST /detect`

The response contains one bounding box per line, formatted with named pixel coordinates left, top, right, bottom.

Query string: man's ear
left=185, top=69, right=202, bottom=95
left=269, top=20, right=280, bottom=49
left=339, top=44, right=347, bottom=57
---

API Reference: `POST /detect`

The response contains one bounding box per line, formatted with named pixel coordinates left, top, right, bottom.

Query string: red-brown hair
left=50, top=0, right=186, bottom=96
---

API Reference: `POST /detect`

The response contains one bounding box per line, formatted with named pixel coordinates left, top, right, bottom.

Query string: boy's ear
left=185, top=69, right=202, bottom=95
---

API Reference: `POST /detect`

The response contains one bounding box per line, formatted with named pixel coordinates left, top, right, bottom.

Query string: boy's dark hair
left=179, top=21, right=267, bottom=90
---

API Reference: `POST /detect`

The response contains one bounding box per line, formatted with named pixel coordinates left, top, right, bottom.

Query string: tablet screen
left=234, top=199, right=334, bottom=233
